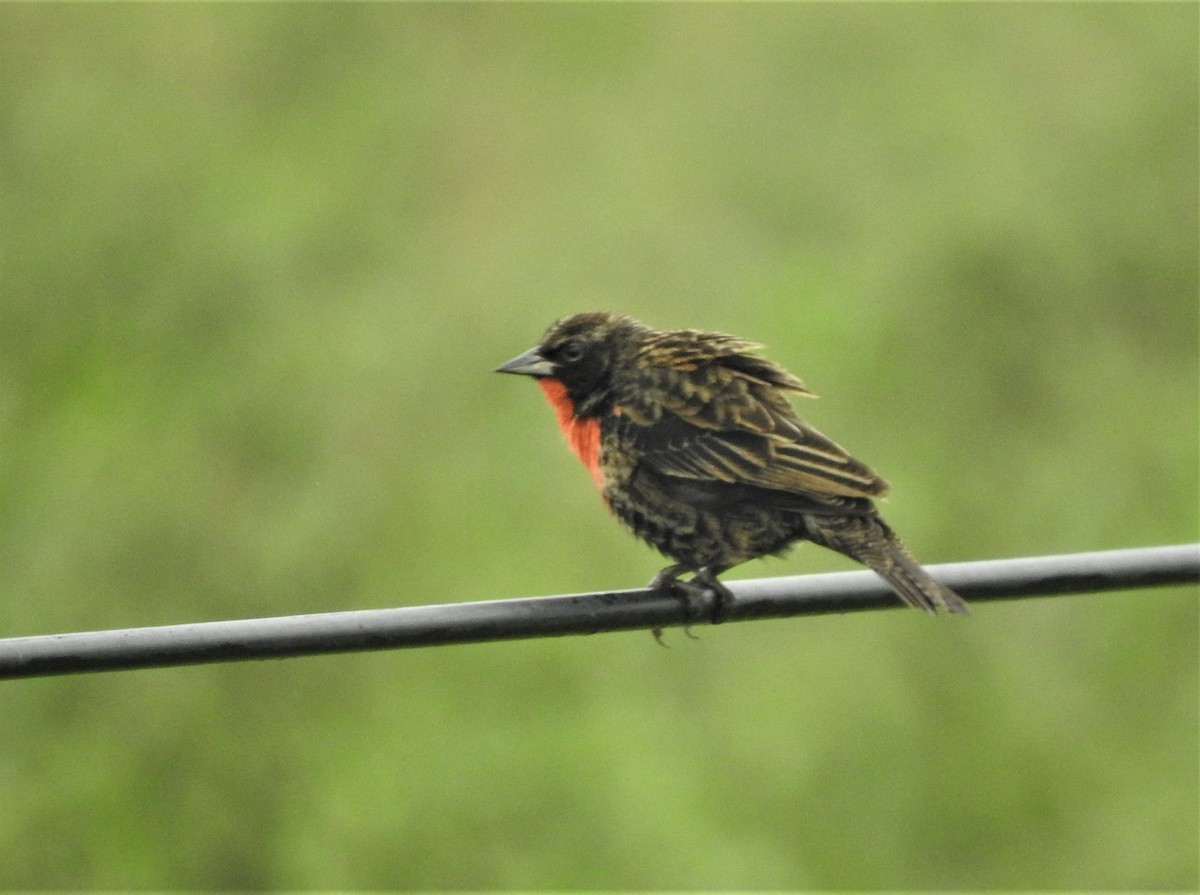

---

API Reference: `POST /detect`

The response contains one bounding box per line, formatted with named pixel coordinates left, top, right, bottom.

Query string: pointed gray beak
left=495, top=345, right=555, bottom=378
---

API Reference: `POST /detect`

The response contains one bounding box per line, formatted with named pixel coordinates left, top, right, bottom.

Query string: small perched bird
left=496, top=312, right=967, bottom=621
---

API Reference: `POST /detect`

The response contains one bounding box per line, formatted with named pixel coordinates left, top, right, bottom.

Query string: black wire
left=1, top=544, right=1196, bottom=680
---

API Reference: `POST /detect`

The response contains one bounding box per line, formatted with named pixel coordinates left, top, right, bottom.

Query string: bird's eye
left=558, top=340, right=586, bottom=364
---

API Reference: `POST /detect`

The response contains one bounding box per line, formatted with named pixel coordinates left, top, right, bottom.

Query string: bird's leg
left=692, top=566, right=735, bottom=624
left=646, top=563, right=691, bottom=591
left=646, top=563, right=704, bottom=643
left=646, top=563, right=736, bottom=641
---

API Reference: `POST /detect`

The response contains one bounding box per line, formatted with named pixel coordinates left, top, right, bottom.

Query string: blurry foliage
left=0, top=4, right=1196, bottom=890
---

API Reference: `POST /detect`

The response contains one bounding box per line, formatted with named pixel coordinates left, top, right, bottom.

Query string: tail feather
left=803, top=513, right=969, bottom=615
left=874, top=549, right=970, bottom=615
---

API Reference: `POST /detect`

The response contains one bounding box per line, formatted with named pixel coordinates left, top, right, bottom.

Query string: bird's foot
left=647, top=564, right=696, bottom=645
left=646, top=563, right=690, bottom=592
left=692, top=568, right=735, bottom=624
left=647, top=564, right=734, bottom=644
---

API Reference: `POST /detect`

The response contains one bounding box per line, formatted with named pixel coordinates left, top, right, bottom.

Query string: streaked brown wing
left=617, top=347, right=888, bottom=501
left=624, top=413, right=887, bottom=500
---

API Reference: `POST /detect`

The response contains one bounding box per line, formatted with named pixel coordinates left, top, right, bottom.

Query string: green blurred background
left=1, top=4, right=1196, bottom=889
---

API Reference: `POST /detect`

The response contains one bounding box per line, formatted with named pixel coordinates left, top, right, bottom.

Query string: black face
left=535, top=312, right=626, bottom=414
left=538, top=310, right=606, bottom=369
left=495, top=312, right=640, bottom=417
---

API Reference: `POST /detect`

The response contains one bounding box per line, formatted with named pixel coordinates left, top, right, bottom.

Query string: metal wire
left=1, top=544, right=1196, bottom=680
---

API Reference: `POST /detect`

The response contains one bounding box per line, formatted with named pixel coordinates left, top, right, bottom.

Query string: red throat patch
left=537, top=378, right=605, bottom=493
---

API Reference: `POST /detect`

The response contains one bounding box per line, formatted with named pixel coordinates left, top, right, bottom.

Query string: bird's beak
left=495, top=345, right=555, bottom=378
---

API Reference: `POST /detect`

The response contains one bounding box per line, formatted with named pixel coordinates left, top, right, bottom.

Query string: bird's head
left=495, top=311, right=644, bottom=417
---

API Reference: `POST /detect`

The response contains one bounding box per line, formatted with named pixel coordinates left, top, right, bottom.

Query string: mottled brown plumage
left=497, top=311, right=968, bottom=618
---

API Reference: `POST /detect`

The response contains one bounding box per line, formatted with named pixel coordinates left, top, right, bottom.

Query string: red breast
left=537, top=379, right=604, bottom=493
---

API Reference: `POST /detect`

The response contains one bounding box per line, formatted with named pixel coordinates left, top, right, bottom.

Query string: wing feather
left=614, top=333, right=888, bottom=502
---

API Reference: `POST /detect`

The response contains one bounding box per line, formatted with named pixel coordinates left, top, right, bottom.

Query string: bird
left=496, top=311, right=968, bottom=625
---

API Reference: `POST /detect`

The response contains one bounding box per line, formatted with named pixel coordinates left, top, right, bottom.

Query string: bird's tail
left=803, top=513, right=969, bottom=615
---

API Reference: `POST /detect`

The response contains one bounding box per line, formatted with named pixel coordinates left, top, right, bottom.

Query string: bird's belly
left=604, top=467, right=802, bottom=570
